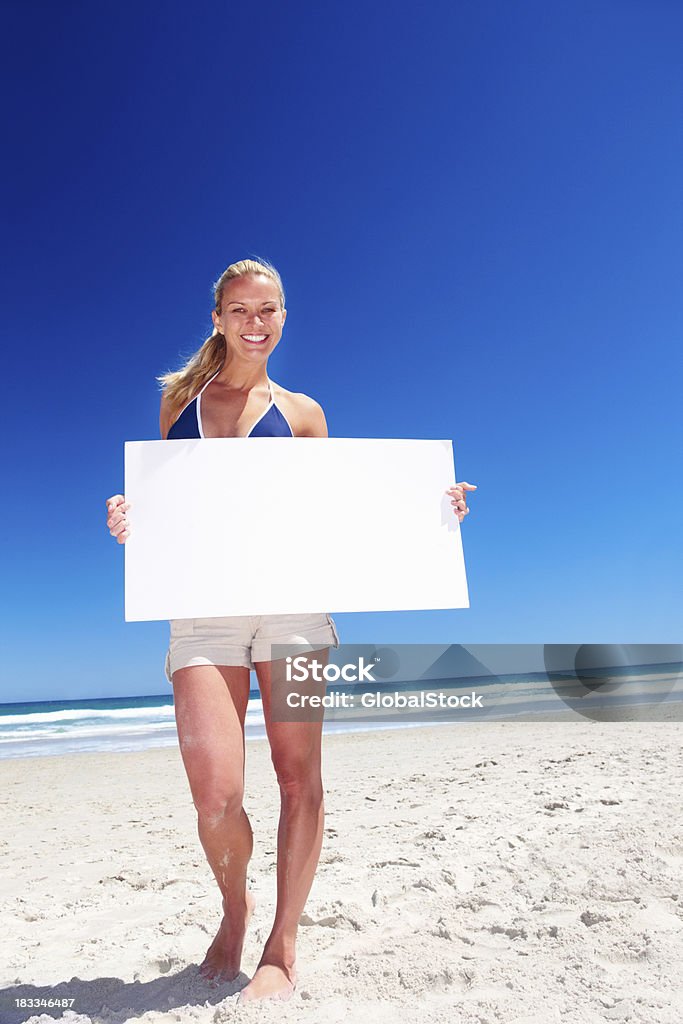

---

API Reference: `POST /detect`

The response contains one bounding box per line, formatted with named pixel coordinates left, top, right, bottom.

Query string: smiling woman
left=159, top=259, right=286, bottom=429
left=104, top=255, right=475, bottom=1003
left=159, top=260, right=326, bottom=442
left=104, top=257, right=345, bottom=1004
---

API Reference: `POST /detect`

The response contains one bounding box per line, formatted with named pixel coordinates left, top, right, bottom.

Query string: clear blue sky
left=1, top=1, right=681, bottom=702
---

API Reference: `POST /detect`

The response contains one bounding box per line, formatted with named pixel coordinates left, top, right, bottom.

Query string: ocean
left=0, top=687, right=435, bottom=760
left=1, top=664, right=681, bottom=759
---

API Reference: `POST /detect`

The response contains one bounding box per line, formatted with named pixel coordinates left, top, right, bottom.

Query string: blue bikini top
left=167, top=370, right=293, bottom=440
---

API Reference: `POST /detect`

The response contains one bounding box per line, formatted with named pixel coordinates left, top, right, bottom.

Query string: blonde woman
left=106, top=258, right=476, bottom=1003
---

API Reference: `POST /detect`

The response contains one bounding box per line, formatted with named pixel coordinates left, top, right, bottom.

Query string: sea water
left=1, top=664, right=681, bottom=760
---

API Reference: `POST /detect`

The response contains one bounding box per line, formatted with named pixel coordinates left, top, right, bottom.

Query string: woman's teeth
left=242, top=334, right=268, bottom=343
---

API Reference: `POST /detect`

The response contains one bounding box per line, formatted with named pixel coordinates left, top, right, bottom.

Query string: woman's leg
left=238, top=649, right=328, bottom=1002
left=172, top=663, right=254, bottom=982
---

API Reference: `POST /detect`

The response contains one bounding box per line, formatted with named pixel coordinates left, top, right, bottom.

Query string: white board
left=124, top=438, right=469, bottom=621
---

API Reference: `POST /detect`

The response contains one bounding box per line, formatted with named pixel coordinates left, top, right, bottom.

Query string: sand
left=1, top=720, right=681, bottom=1024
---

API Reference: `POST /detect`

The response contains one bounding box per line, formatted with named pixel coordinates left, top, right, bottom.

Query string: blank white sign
left=124, top=438, right=469, bottom=621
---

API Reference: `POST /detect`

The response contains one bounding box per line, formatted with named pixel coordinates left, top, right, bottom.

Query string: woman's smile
left=241, top=334, right=269, bottom=345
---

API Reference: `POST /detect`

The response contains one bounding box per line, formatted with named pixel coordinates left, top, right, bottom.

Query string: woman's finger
left=107, top=510, right=128, bottom=531
left=446, top=482, right=477, bottom=495
left=107, top=501, right=131, bottom=517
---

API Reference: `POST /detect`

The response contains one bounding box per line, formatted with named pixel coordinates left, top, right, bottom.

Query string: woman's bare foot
left=238, top=961, right=297, bottom=1003
left=199, top=889, right=256, bottom=982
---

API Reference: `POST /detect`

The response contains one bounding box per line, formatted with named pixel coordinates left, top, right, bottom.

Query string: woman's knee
left=193, top=781, right=245, bottom=823
left=271, top=749, right=323, bottom=802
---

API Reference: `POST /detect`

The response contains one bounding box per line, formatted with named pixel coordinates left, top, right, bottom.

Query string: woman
left=106, top=257, right=476, bottom=1003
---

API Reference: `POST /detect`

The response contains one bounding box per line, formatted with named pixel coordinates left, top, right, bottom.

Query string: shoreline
left=3, top=663, right=680, bottom=761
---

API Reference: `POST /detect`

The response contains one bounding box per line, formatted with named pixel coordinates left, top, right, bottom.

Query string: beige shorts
left=164, top=612, right=340, bottom=682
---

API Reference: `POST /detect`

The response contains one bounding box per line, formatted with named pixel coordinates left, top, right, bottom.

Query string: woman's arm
left=104, top=394, right=171, bottom=544
left=160, top=393, right=173, bottom=441
left=105, top=396, right=174, bottom=543
left=292, top=393, right=476, bottom=521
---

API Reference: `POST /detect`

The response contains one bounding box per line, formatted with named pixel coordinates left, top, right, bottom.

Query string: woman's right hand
left=106, top=494, right=131, bottom=543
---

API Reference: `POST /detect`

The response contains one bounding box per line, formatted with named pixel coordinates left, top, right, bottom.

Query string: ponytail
left=156, top=331, right=226, bottom=421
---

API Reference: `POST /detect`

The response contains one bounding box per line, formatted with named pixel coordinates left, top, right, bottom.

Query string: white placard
left=124, top=438, right=469, bottom=621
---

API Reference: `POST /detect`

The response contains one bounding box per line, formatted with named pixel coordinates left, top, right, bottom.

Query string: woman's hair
left=157, top=257, right=286, bottom=417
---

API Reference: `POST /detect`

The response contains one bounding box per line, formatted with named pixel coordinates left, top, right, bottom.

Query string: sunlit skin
left=105, top=272, right=477, bottom=1002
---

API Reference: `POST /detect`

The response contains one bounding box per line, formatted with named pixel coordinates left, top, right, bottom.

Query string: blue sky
left=1, top=1, right=681, bottom=702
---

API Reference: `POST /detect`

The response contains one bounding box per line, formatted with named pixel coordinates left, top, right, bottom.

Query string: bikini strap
left=199, top=369, right=221, bottom=395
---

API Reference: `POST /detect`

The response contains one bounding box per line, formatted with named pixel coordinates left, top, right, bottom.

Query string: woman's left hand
left=446, top=481, right=477, bottom=523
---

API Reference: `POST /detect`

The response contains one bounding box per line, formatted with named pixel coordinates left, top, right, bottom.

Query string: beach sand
left=1, top=721, right=681, bottom=1024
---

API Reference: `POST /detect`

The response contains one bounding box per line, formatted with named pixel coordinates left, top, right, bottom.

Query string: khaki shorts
left=164, top=612, right=340, bottom=682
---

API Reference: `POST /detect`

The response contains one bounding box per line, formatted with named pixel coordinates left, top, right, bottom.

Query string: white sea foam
left=1, top=671, right=680, bottom=760
left=0, top=705, right=175, bottom=726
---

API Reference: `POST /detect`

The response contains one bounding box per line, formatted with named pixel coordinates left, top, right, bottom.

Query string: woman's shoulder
left=270, top=381, right=328, bottom=437
left=159, top=384, right=198, bottom=439
left=270, top=380, right=322, bottom=410
left=159, top=390, right=174, bottom=440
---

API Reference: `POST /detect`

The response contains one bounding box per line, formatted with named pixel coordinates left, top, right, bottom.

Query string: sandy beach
left=1, top=720, right=681, bottom=1024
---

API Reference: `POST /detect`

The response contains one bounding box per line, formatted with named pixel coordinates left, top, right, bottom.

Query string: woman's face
left=212, top=274, right=287, bottom=362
